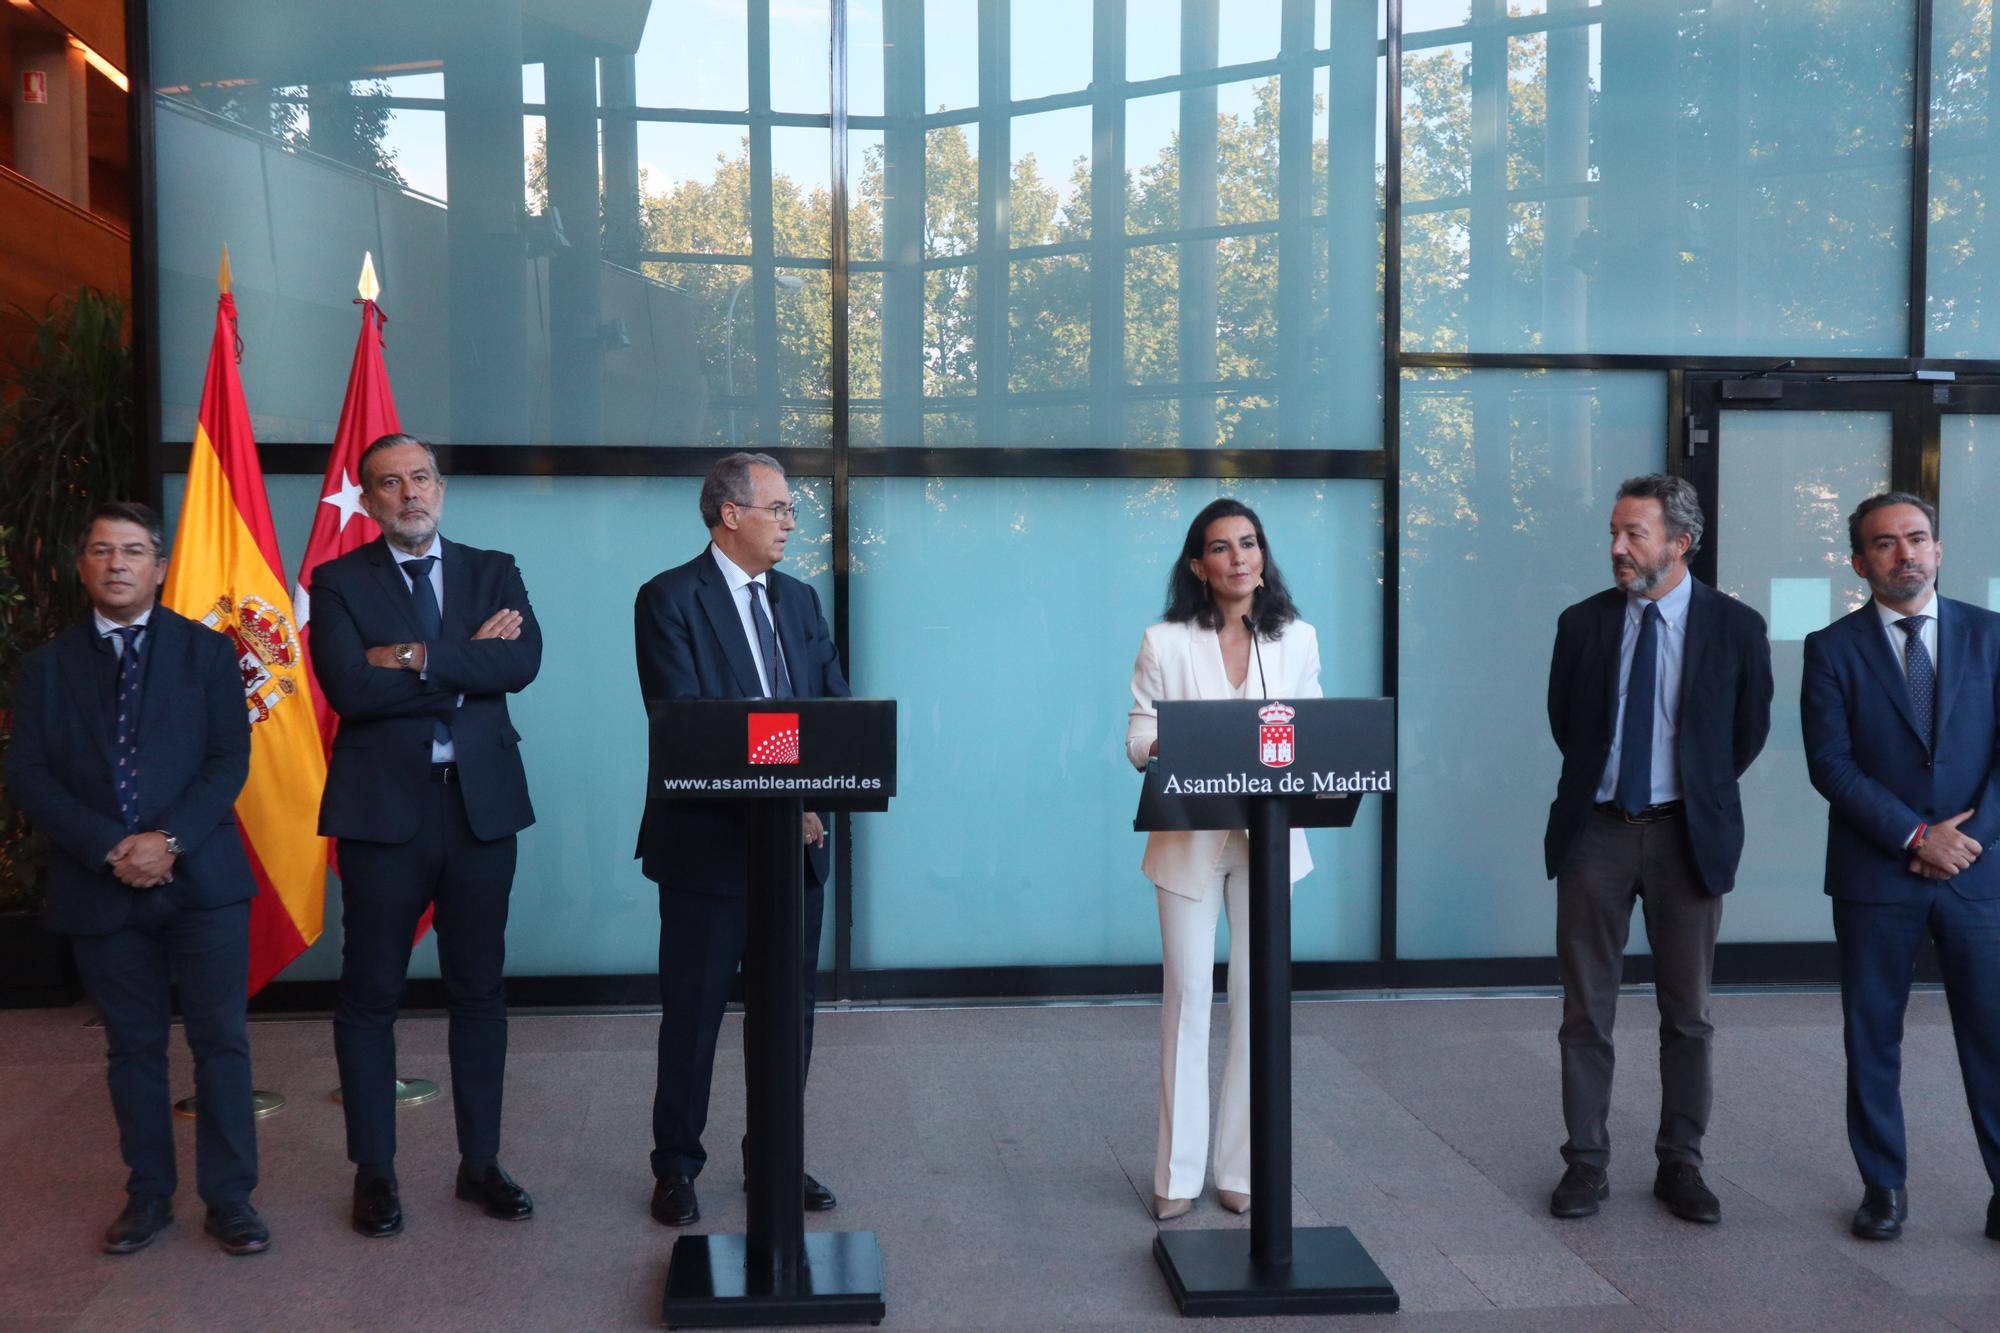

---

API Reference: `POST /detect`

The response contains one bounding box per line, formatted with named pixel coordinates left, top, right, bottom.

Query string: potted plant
left=0, top=287, right=138, bottom=1007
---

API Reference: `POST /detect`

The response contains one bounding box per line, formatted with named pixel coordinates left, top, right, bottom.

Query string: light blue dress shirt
left=1593, top=571, right=1692, bottom=807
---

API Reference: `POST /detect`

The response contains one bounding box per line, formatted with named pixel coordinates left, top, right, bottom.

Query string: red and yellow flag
left=163, top=248, right=330, bottom=995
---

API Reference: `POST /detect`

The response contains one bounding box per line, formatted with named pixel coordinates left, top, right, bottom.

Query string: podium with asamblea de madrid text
left=648, top=697, right=895, bottom=1329
left=1136, top=698, right=1399, bottom=1318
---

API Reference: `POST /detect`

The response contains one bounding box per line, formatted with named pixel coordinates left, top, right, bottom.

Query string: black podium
left=648, top=697, right=896, bottom=1329
left=1136, top=698, right=1399, bottom=1318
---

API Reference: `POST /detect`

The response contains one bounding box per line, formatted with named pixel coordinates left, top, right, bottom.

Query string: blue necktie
left=1615, top=602, right=1661, bottom=815
left=748, top=582, right=792, bottom=698
left=403, top=556, right=452, bottom=746
left=1897, top=616, right=1935, bottom=749
left=111, top=626, right=144, bottom=832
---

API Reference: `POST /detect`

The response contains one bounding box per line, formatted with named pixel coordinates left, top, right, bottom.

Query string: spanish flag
left=163, top=249, right=330, bottom=995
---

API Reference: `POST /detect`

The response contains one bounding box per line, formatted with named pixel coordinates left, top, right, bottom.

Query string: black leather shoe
left=352, top=1176, right=403, bottom=1239
left=1986, top=1194, right=1998, bottom=1241
left=739, top=1170, right=840, bottom=1212
left=102, top=1195, right=173, bottom=1254
left=456, top=1163, right=533, bottom=1221
left=1653, top=1163, right=1721, bottom=1224
left=1851, top=1186, right=1908, bottom=1241
left=652, top=1172, right=700, bottom=1226
left=204, top=1202, right=271, bottom=1255
left=1549, top=1164, right=1608, bottom=1219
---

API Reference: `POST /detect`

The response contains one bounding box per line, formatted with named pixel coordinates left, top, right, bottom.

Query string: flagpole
left=321, top=251, right=441, bottom=1116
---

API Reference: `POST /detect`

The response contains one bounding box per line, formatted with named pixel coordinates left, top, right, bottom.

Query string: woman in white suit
left=1126, top=497, right=1320, bottom=1221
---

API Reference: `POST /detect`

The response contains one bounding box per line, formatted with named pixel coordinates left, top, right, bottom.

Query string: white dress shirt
left=1594, top=571, right=1693, bottom=807
left=389, top=536, right=455, bottom=762
left=1872, top=591, right=1938, bottom=680
left=95, top=605, right=155, bottom=656
left=709, top=542, right=789, bottom=696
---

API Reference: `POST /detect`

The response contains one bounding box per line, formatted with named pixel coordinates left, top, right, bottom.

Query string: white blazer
left=1126, top=617, right=1322, bottom=900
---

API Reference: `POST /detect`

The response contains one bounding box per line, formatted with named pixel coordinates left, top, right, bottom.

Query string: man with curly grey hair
left=1543, top=473, right=1773, bottom=1225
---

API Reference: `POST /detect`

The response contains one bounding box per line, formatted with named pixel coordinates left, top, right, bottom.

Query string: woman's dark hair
left=1163, top=498, right=1299, bottom=638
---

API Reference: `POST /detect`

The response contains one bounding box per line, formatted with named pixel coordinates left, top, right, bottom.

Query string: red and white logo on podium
left=1257, top=702, right=1296, bottom=769
left=748, top=712, right=800, bottom=765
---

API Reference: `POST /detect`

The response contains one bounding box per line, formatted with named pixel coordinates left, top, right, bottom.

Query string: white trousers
left=1154, top=868, right=1251, bottom=1200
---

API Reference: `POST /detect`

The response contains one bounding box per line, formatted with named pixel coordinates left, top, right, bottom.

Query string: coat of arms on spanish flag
left=163, top=248, right=330, bottom=995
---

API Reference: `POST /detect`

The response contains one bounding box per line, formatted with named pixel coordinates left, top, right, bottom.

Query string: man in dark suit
left=1802, top=491, right=2000, bottom=1244
left=6, top=502, right=270, bottom=1256
left=309, top=433, right=541, bottom=1238
left=1544, top=474, right=1773, bottom=1224
left=635, top=451, right=849, bottom=1227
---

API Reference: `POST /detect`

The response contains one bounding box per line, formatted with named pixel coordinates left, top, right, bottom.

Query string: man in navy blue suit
left=310, top=434, right=542, bottom=1238
left=1544, top=475, right=1773, bottom=1225
left=6, top=502, right=270, bottom=1256
left=1803, top=491, right=2000, bottom=1244
left=635, top=451, right=849, bottom=1227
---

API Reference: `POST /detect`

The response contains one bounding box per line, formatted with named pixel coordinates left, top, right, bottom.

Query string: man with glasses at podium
left=635, top=451, right=849, bottom=1229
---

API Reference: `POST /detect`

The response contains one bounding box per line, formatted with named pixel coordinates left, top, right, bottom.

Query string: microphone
left=1242, top=614, right=1268, bottom=698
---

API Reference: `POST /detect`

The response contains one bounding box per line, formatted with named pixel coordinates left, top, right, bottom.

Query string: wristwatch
left=159, top=831, right=184, bottom=856
left=395, top=642, right=417, bottom=670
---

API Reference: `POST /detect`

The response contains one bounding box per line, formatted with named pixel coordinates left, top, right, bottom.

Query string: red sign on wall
left=22, top=71, right=49, bottom=105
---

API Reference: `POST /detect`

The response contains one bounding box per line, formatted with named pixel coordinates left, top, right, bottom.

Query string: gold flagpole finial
left=217, top=245, right=233, bottom=296
left=358, top=251, right=381, bottom=303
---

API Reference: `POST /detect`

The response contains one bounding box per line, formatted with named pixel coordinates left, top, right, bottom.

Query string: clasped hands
left=1909, top=808, right=1980, bottom=880
left=106, top=832, right=175, bottom=889
left=363, top=609, right=524, bottom=670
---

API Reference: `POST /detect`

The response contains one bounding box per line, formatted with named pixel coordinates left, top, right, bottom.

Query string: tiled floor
left=2, top=988, right=1996, bottom=1331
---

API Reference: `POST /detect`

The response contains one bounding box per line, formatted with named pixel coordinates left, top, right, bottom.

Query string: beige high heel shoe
left=1217, top=1189, right=1250, bottom=1214
left=1153, top=1194, right=1193, bottom=1220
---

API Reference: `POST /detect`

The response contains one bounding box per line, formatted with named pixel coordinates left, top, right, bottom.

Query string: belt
left=1594, top=799, right=1683, bottom=825
left=430, top=762, right=459, bottom=784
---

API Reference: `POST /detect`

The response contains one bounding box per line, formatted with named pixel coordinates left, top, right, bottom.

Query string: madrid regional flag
left=294, top=251, right=396, bottom=754
left=163, top=248, right=330, bottom=995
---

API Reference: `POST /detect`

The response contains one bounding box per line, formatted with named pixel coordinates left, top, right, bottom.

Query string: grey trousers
left=1556, top=807, right=1724, bottom=1171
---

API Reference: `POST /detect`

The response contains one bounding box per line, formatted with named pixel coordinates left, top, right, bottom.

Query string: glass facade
left=137, top=0, right=2000, bottom=993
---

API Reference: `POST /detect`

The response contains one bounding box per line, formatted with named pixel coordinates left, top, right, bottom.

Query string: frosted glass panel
left=1928, top=0, right=1997, bottom=359
left=1398, top=370, right=1664, bottom=959
left=1401, top=0, right=1914, bottom=355
left=1715, top=411, right=1891, bottom=944
left=162, top=473, right=839, bottom=981
left=848, top=478, right=1384, bottom=970
left=1940, top=416, right=2000, bottom=604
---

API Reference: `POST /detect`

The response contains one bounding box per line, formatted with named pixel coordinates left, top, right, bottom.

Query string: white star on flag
left=321, top=470, right=366, bottom=531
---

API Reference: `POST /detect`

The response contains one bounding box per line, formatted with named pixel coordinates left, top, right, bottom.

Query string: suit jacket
left=6, top=606, right=256, bottom=936
left=310, top=536, right=541, bottom=844
left=634, top=547, right=850, bottom=894
left=1544, top=578, right=1773, bottom=894
left=1125, top=618, right=1320, bottom=900
left=1802, top=595, right=2000, bottom=903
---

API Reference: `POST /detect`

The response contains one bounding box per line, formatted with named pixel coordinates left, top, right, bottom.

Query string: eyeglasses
left=736, top=501, right=796, bottom=522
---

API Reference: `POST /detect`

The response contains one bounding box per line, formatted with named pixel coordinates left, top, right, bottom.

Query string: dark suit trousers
left=651, top=876, right=824, bottom=1182
left=1556, top=809, right=1723, bottom=1170
left=334, top=778, right=516, bottom=1167
left=1834, top=889, right=2000, bottom=1190
left=70, top=895, right=256, bottom=1205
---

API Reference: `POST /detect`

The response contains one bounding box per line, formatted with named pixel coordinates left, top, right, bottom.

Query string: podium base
left=662, top=1231, right=885, bottom=1328
left=1153, top=1226, right=1398, bottom=1317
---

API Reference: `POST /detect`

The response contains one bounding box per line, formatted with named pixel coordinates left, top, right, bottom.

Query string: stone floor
left=2, top=987, right=1996, bottom=1331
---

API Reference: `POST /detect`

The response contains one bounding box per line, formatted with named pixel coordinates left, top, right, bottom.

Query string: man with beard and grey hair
left=1542, top=473, right=1773, bottom=1225
left=1802, top=492, right=2000, bottom=1244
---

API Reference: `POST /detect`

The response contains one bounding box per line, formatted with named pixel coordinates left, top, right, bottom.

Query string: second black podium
left=648, top=698, right=896, bottom=1329
left=1138, top=697, right=1400, bottom=1318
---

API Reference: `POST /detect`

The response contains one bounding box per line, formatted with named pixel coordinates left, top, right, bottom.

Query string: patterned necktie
left=1897, top=616, right=1935, bottom=749
left=748, top=582, right=792, bottom=698
left=111, top=625, right=144, bottom=831
left=1615, top=601, right=1661, bottom=815
left=402, top=556, right=452, bottom=745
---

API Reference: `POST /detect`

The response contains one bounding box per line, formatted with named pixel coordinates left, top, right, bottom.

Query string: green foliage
left=0, top=287, right=139, bottom=912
